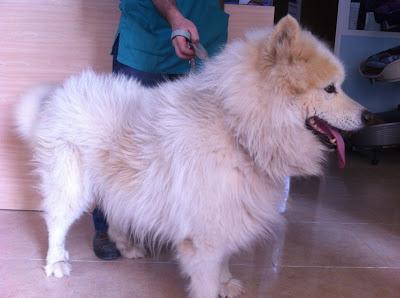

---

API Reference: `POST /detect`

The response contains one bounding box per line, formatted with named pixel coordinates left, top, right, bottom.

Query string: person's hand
left=170, top=15, right=199, bottom=60
left=152, top=1, right=199, bottom=60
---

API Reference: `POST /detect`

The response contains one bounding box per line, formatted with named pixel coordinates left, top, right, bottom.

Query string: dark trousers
left=111, top=34, right=182, bottom=87
left=112, top=57, right=182, bottom=87
left=93, top=43, right=183, bottom=232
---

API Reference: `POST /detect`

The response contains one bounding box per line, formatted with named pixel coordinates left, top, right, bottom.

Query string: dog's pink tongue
left=331, top=129, right=346, bottom=169
left=314, top=118, right=346, bottom=168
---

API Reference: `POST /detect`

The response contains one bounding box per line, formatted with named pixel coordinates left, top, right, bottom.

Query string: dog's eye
left=324, top=84, right=337, bottom=94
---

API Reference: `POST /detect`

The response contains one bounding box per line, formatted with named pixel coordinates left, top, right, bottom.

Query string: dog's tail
left=14, top=84, right=56, bottom=141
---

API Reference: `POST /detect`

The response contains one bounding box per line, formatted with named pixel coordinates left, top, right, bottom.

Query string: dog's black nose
left=361, top=110, right=379, bottom=125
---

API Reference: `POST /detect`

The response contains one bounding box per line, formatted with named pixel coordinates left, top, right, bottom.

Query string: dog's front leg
left=177, top=238, right=224, bottom=298
left=219, top=256, right=245, bottom=297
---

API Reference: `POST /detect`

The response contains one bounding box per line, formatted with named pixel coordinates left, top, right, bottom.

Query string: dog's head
left=212, top=16, right=372, bottom=178
left=216, top=15, right=376, bottom=177
left=260, top=15, right=373, bottom=168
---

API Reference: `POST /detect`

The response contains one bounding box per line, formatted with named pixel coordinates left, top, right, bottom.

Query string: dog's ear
left=264, top=15, right=301, bottom=64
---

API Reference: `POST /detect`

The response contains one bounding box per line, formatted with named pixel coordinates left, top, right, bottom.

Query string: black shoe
left=93, top=231, right=121, bottom=260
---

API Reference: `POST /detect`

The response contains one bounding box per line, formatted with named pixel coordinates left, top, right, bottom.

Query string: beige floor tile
left=0, top=259, right=185, bottom=298
left=280, top=222, right=389, bottom=267
left=0, top=211, right=96, bottom=261
left=264, top=267, right=400, bottom=298
left=1, top=151, right=399, bottom=297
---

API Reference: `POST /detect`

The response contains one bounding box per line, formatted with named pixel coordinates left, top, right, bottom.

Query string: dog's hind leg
left=177, top=238, right=224, bottom=298
left=39, top=144, right=89, bottom=278
left=108, top=225, right=146, bottom=259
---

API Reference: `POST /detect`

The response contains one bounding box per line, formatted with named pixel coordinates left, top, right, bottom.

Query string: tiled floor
left=1, top=150, right=400, bottom=298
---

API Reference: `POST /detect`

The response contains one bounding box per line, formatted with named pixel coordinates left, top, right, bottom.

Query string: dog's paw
left=219, top=279, right=245, bottom=298
left=219, top=278, right=245, bottom=298
left=45, top=261, right=71, bottom=278
left=120, top=246, right=146, bottom=259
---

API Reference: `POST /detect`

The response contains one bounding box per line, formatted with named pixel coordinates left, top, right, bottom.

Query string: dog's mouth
left=306, top=116, right=346, bottom=168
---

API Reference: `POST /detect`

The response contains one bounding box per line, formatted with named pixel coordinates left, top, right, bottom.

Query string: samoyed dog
left=15, top=16, right=370, bottom=298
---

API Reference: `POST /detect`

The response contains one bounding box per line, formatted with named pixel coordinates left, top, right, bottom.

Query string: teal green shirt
left=115, top=0, right=229, bottom=74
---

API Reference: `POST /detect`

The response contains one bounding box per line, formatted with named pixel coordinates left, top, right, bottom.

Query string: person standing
left=92, top=0, right=229, bottom=260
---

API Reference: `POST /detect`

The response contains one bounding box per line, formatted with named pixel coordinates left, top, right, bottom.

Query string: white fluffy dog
left=15, top=16, right=367, bottom=298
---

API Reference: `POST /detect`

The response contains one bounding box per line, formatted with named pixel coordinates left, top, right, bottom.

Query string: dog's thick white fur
left=15, top=16, right=365, bottom=298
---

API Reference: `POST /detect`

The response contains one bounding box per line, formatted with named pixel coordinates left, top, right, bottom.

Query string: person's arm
left=152, top=0, right=198, bottom=60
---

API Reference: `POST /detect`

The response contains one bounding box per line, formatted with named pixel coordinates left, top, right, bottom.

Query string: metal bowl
left=350, top=122, right=400, bottom=148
